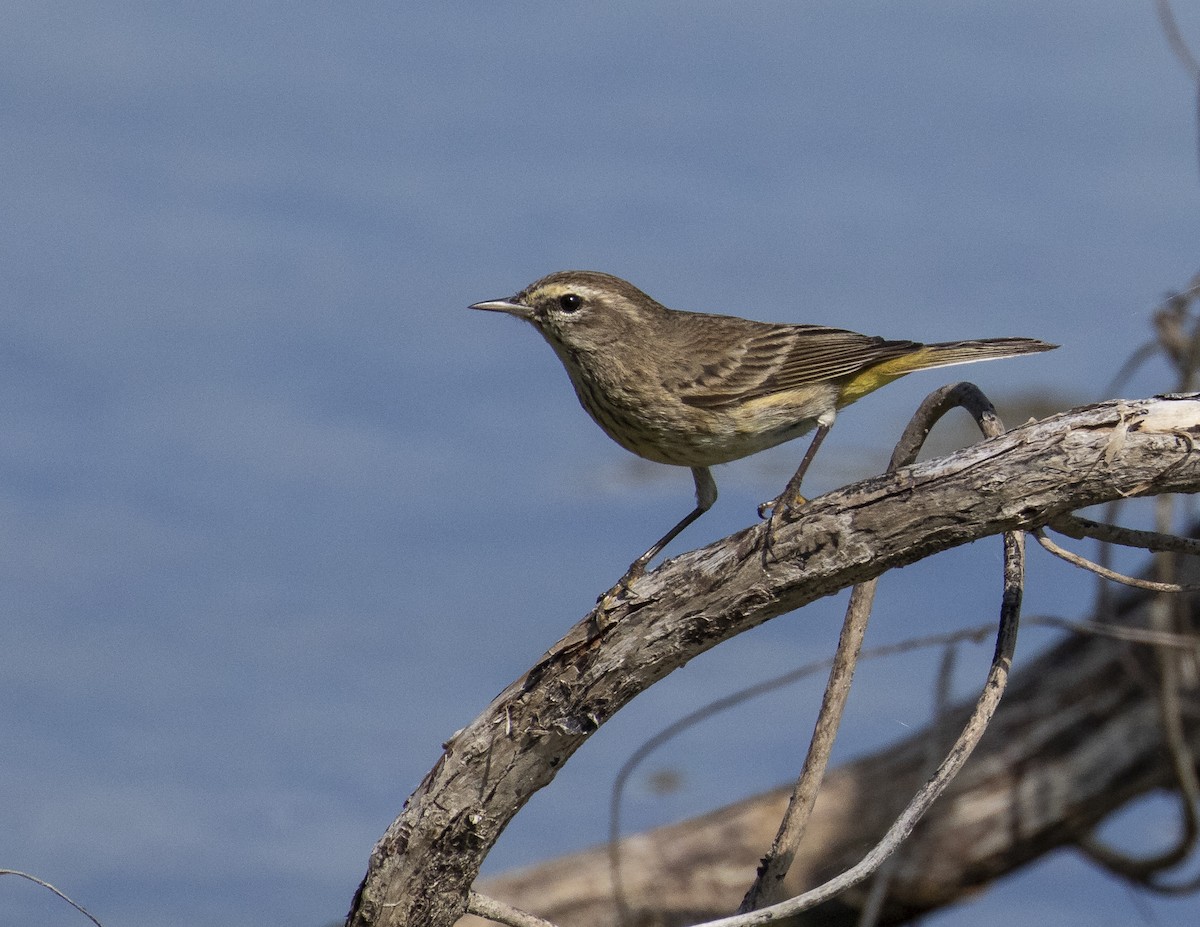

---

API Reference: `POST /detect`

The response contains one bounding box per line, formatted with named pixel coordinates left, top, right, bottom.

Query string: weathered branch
left=739, top=381, right=1007, bottom=911
left=346, top=394, right=1200, bottom=927
left=464, top=572, right=1200, bottom=926
left=704, top=531, right=1024, bottom=927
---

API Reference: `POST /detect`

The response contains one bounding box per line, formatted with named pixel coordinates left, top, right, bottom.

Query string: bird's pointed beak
left=469, top=297, right=533, bottom=320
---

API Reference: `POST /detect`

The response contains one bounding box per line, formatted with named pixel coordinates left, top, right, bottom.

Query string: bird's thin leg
left=758, top=414, right=835, bottom=519
left=759, top=413, right=835, bottom=563
left=617, top=466, right=717, bottom=589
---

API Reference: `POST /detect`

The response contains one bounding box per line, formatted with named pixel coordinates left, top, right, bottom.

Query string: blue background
left=3, top=3, right=1199, bottom=925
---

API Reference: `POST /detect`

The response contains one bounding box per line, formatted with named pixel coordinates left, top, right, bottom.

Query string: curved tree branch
left=346, top=394, right=1200, bottom=927
left=465, top=591, right=1200, bottom=927
left=739, top=381, right=1006, bottom=911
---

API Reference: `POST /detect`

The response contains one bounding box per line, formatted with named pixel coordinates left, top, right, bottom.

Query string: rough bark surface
left=464, top=572, right=1195, bottom=926
left=346, top=395, right=1200, bottom=927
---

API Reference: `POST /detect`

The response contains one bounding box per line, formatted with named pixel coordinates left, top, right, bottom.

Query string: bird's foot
left=757, top=489, right=808, bottom=520
left=758, top=491, right=808, bottom=564
left=596, top=560, right=647, bottom=609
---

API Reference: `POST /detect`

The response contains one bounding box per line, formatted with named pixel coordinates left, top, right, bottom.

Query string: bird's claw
left=759, top=492, right=807, bottom=564
left=597, top=561, right=646, bottom=608
left=757, top=491, right=806, bottom=521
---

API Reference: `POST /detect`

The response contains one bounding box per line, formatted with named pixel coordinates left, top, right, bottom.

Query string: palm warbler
left=472, top=271, right=1055, bottom=585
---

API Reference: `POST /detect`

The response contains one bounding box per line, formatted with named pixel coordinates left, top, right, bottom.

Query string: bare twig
left=1075, top=266, right=1200, bottom=885
left=1096, top=269, right=1200, bottom=627
left=470, top=561, right=1200, bottom=926
left=349, top=395, right=1200, bottom=927
left=1049, top=513, right=1200, bottom=556
left=603, top=609, right=1200, bottom=920
left=685, top=530, right=1025, bottom=927
left=738, top=580, right=879, bottom=910
left=605, top=629, right=1016, bottom=921
left=466, top=891, right=560, bottom=927
left=739, top=382, right=1008, bottom=912
left=1078, top=491, right=1200, bottom=891
left=1034, top=528, right=1200, bottom=592
left=0, top=870, right=103, bottom=927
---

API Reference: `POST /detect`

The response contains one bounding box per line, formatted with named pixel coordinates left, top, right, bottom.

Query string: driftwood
left=346, top=394, right=1200, bottom=927
left=464, top=581, right=1200, bottom=925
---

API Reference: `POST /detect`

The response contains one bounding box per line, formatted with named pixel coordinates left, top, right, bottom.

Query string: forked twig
left=603, top=611, right=1200, bottom=919
left=605, top=631, right=1005, bottom=922
left=1074, top=260, right=1200, bottom=890
left=353, top=393, right=1200, bottom=927
left=737, top=382, right=1012, bottom=914
left=690, top=524, right=1025, bottom=927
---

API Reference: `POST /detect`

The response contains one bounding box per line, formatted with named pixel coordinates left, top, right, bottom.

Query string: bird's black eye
left=558, top=293, right=582, bottom=313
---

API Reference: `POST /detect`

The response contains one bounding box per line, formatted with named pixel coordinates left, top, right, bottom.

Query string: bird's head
left=470, top=270, right=664, bottom=353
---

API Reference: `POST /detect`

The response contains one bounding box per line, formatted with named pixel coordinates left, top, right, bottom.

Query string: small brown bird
left=472, top=271, right=1055, bottom=587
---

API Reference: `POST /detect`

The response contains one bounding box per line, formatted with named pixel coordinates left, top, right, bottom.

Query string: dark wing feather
left=672, top=321, right=921, bottom=410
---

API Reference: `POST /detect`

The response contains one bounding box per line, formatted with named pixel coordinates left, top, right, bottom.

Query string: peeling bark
left=347, top=395, right=1200, bottom=927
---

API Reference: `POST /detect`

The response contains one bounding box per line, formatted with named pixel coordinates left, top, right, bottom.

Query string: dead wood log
left=465, top=568, right=1199, bottom=925
left=347, top=395, right=1200, bottom=927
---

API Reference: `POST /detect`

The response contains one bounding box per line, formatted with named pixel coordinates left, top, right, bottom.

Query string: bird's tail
left=914, top=337, right=1058, bottom=370
left=838, top=337, right=1056, bottom=406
